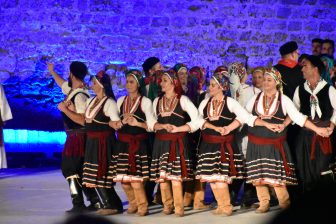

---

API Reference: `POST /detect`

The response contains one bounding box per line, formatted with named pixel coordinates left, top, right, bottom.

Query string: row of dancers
left=47, top=51, right=336, bottom=217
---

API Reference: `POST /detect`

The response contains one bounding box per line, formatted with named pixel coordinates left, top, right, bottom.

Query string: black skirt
left=82, top=134, right=115, bottom=188
left=150, top=133, right=194, bottom=182
left=113, top=136, right=150, bottom=182
left=246, top=128, right=297, bottom=186
left=196, top=136, right=245, bottom=183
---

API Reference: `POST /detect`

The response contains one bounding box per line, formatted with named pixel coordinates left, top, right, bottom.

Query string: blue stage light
left=3, top=129, right=66, bottom=144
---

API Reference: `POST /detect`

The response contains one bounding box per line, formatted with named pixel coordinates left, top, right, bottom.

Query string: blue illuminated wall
left=0, top=0, right=335, bottom=134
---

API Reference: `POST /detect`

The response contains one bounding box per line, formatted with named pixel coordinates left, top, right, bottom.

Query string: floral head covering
left=162, top=69, right=183, bottom=96
left=320, top=56, right=333, bottom=85
left=264, top=67, right=284, bottom=93
left=212, top=73, right=230, bottom=92
left=163, top=69, right=179, bottom=83
left=189, top=66, right=206, bottom=91
left=228, top=62, right=247, bottom=80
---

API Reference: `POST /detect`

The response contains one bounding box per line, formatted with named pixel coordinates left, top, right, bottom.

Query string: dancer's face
left=177, top=68, right=188, bottom=86
left=301, top=59, right=316, bottom=80
left=126, top=75, right=139, bottom=94
left=92, top=78, right=104, bottom=95
left=149, top=62, right=163, bottom=76
left=252, top=71, right=263, bottom=89
left=209, top=79, right=222, bottom=97
left=160, top=75, right=174, bottom=93
left=263, top=74, right=277, bottom=92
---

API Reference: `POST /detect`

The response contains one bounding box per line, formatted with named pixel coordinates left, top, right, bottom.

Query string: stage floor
left=0, top=169, right=277, bottom=224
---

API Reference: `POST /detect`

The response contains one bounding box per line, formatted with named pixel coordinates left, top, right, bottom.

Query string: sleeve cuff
left=247, top=116, right=258, bottom=127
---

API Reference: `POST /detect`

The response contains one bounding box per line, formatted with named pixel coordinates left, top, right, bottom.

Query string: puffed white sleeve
left=0, top=85, right=12, bottom=122
left=104, top=98, right=120, bottom=121
left=180, top=95, right=200, bottom=133
left=227, top=97, right=257, bottom=125
left=141, top=97, right=156, bottom=131
left=74, top=93, right=89, bottom=114
left=152, top=97, right=159, bottom=119
left=293, top=87, right=301, bottom=110
left=282, top=95, right=307, bottom=127
left=245, top=94, right=258, bottom=127
left=116, top=96, right=126, bottom=114
left=197, top=98, right=210, bottom=129
left=61, top=81, right=71, bottom=95
left=329, top=86, right=336, bottom=125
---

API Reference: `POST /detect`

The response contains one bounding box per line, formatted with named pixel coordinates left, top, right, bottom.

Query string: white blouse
left=198, top=96, right=256, bottom=128
left=245, top=91, right=307, bottom=127
left=238, top=84, right=261, bottom=107
left=86, top=97, right=119, bottom=121
left=61, top=82, right=89, bottom=114
left=153, top=95, right=200, bottom=133
left=293, top=80, right=336, bottom=125
left=0, top=85, right=12, bottom=122
left=117, top=95, right=157, bottom=131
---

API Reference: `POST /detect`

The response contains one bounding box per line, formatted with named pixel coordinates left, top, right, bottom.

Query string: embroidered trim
left=85, top=96, right=108, bottom=120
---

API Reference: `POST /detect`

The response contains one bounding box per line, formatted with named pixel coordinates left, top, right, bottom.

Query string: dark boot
left=66, top=178, right=86, bottom=213
left=83, top=187, right=101, bottom=211
left=107, top=187, right=123, bottom=212
left=144, top=181, right=155, bottom=204
left=240, top=182, right=258, bottom=209
left=229, top=179, right=243, bottom=206
left=95, top=188, right=119, bottom=216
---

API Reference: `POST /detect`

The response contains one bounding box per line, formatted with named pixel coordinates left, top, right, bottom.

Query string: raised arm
left=47, top=62, right=66, bottom=88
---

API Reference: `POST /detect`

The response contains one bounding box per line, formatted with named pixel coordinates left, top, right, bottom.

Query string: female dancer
left=245, top=67, right=329, bottom=213
left=82, top=71, right=123, bottom=215
left=113, top=69, right=156, bottom=216
left=196, top=73, right=251, bottom=216
left=150, top=69, right=199, bottom=217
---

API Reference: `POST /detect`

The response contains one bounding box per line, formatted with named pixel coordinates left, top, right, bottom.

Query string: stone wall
left=0, top=0, right=335, bottom=130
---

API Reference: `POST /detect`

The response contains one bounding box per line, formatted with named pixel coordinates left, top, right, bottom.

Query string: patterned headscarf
left=212, top=73, right=230, bottom=92
left=163, top=69, right=183, bottom=96
left=126, top=69, right=144, bottom=87
left=264, top=67, right=284, bottom=93
left=214, top=65, right=229, bottom=78
left=228, top=62, right=247, bottom=80
left=189, top=66, right=206, bottom=91
left=320, top=56, right=333, bottom=85
left=163, top=69, right=178, bottom=83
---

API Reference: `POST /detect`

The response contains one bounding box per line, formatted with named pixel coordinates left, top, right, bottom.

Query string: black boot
left=106, top=187, right=123, bottom=212
left=66, top=178, right=86, bottom=213
left=240, top=182, right=259, bottom=209
left=95, top=187, right=121, bottom=215
left=229, top=179, right=244, bottom=206
left=83, top=187, right=101, bottom=211
left=145, top=181, right=158, bottom=205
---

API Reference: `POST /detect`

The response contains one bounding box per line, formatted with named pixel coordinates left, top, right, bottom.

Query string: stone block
left=288, top=21, right=302, bottom=31
left=137, top=16, right=150, bottom=27
left=151, top=17, right=169, bottom=27
left=277, top=7, right=292, bottom=19
left=320, top=22, right=336, bottom=32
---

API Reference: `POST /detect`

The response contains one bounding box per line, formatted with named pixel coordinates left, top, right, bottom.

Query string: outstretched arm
left=47, top=62, right=66, bottom=88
